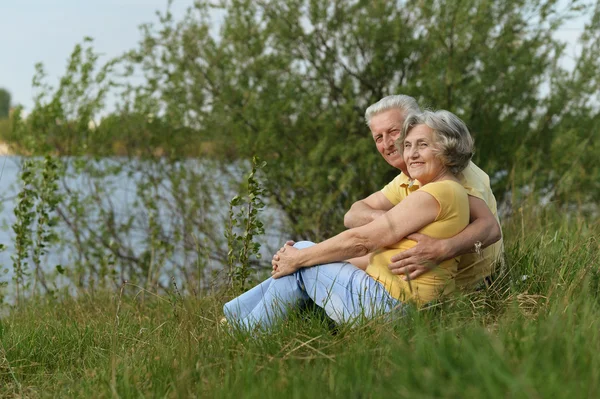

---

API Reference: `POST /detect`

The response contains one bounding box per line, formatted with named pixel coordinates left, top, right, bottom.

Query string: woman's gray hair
left=364, top=95, right=421, bottom=127
left=398, top=110, right=474, bottom=175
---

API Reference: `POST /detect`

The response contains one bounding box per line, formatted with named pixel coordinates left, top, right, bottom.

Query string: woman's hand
left=271, top=240, right=295, bottom=271
left=271, top=242, right=301, bottom=279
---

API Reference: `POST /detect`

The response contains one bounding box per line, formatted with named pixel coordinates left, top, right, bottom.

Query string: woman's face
left=402, top=124, right=446, bottom=184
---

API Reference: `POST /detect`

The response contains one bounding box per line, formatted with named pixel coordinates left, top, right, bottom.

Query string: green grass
left=1, top=204, right=600, bottom=398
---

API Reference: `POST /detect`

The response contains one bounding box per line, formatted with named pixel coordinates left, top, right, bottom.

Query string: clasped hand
left=388, top=233, right=447, bottom=280
left=271, top=240, right=300, bottom=279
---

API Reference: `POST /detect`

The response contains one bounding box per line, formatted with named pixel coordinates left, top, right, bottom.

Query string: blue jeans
left=223, top=241, right=404, bottom=330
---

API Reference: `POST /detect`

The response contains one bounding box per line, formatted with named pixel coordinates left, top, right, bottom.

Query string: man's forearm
left=344, top=202, right=386, bottom=228
left=442, top=217, right=502, bottom=260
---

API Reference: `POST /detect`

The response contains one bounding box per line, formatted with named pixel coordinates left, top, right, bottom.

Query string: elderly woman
left=224, top=110, right=474, bottom=330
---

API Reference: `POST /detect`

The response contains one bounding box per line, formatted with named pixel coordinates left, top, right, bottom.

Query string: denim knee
left=293, top=241, right=316, bottom=250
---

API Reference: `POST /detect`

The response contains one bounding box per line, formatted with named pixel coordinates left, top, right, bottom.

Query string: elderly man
left=227, top=109, right=486, bottom=330
left=345, top=95, right=503, bottom=290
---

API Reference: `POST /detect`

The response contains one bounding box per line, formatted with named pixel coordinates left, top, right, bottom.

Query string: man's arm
left=448, top=196, right=502, bottom=256
left=389, top=196, right=502, bottom=279
left=273, top=191, right=441, bottom=278
left=344, top=191, right=395, bottom=228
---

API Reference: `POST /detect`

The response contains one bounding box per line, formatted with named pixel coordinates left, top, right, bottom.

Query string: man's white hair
left=364, top=95, right=421, bottom=127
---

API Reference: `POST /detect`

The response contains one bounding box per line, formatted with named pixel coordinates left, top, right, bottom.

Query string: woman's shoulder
left=420, top=179, right=466, bottom=195
left=418, top=180, right=468, bottom=207
left=418, top=180, right=469, bottom=221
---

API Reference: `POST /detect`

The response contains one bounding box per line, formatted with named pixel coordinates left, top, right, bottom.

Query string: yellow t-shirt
left=380, top=161, right=504, bottom=289
left=366, top=180, right=469, bottom=305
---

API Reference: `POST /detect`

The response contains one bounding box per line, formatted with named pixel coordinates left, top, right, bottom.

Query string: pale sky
left=0, top=0, right=589, bottom=112
left=0, top=0, right=194, bottom=111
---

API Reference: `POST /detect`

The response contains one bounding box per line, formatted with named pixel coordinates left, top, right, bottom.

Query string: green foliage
left=226, top=156, right=267, bottom=292
left=3, top=0, right=600, bottom=302
left=0, top=88, right=10, bottom=118
left=0, top=118, right=11, bottom=143
left=46, top=156, right=231, bottom=294
left=6, top=37, right=238, bottom=297
left=10, top=156, right=62, bottom=304
left=1, top=4, right=598, bottom=395
left=31, top=156, right=62, bottom=294
left=11, top=160, right=36, bottom=304
left=115, top=0, right=600, bottom=239
left=1, top=209, right=600, bottom=397
left=6, top=38, right=116, bottom=155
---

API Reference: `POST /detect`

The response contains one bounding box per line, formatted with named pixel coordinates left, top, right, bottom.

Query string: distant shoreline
left=0, top=141, right=13, bottom=156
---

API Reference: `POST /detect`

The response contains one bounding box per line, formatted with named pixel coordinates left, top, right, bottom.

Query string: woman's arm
left=387, top=196, right=501, bottom=278
left=345, top=254, right=370, bottom=270
left=272, top=190, right=441, bottom=278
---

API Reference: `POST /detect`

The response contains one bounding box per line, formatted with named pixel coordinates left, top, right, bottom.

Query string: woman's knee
left=293, top=241, right=316, bottom=250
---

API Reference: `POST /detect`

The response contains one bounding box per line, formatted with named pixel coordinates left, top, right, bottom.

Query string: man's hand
left=388, top=233, right=450, bottom=280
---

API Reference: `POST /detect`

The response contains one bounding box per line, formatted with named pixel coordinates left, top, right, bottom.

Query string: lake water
left=0, top=156, right=289, bottom=293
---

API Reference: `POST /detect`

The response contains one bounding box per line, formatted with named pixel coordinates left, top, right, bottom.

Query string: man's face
left=369, top=108, right=409, bottom=175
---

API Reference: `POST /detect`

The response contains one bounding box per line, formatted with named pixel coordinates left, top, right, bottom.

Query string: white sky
left=0, top=0, right=590, bottom=112
left=0, top=0, right=194, bottom=111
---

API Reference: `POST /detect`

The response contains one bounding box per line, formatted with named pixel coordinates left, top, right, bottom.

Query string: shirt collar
left=398, top=173, right=421, bottom=188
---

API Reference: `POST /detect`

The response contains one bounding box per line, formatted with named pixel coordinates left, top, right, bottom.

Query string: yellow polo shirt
left=366, top=180, right=469, bottom=304
left=380, top=161, right=503, bottom=289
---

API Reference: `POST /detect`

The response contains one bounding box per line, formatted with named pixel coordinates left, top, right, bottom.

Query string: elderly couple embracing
left=223, top=95, right=504, bottom=331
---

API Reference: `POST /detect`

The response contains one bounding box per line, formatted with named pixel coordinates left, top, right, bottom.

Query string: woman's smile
left=402, top=124, right=446, bottom=184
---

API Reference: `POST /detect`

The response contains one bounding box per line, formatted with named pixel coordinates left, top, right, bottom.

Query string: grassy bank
left=1, top=205, right=599, bottom=398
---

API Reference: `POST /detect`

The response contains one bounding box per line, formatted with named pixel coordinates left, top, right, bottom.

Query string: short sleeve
left=458, top=162, right=490, bottom=202
left=458, top=162, right=499, bottom=216
left=381, top=174, right=405, bottom=205
left=381, top=174, right=411, bottom=205
left=418, top=182, right=450, bottom=221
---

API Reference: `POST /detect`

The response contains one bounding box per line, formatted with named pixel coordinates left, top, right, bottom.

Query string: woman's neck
left=420, top=169, right=457, bottom=185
